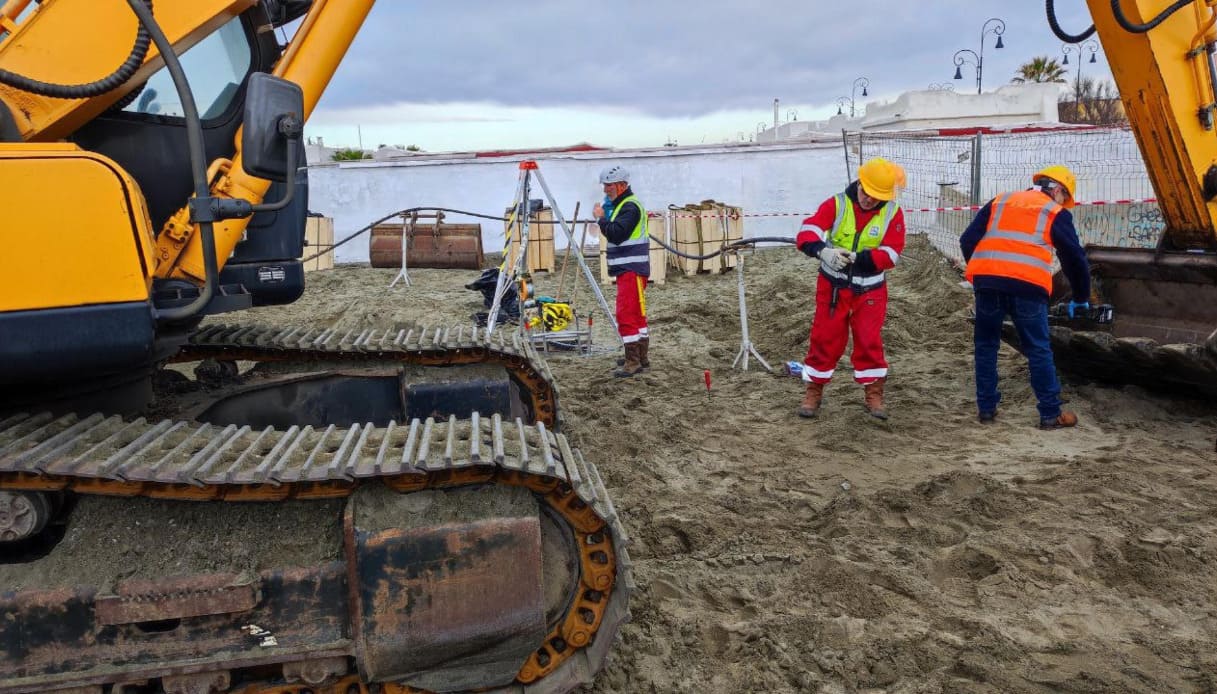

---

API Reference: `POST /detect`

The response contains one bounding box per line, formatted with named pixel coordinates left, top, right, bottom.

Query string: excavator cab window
left=118, top=17, right=251, bottom=123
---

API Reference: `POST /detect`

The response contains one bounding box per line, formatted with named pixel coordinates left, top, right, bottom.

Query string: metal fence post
left=970, top=133, right=983, bottom=207
left=841, top=129, right=854, bottom=184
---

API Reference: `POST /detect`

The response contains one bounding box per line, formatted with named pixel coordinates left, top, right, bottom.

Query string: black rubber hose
left=1047, top=0, right=1097, bottom=42
left=302, top=208, right=796, bottom=264
left=0, top=1, right=152, bottom=99
left=1111, top=0, right=1193, bottom=33
left=126, top=0, right=216, bottom=322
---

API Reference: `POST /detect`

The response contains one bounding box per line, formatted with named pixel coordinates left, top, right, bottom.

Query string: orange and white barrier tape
left=649, top=197, right=1159, bottom=219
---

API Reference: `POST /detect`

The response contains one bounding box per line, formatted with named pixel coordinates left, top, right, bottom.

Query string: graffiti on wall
left=1072, top=202, right=1162, bottom=248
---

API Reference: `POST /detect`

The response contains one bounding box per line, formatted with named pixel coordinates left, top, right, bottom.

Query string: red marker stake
left=703, top=370, right=711, bottom=400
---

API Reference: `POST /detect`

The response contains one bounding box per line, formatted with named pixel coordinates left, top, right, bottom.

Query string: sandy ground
left=219, top=235, right=1217, bottom=693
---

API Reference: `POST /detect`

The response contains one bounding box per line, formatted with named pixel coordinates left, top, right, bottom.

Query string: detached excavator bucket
left=1041, top=245, right=1217, bottom=398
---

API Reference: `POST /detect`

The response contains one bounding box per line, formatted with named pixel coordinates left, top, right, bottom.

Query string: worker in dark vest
left=794, top=157, right=907, bottom=420
left=960, top=165, right=1091, bottom=430
left=593, top=165, right=650, bottom=378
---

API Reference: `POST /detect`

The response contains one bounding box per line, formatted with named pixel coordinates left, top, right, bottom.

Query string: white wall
left=309, top=143, right=849, bottom=263
left=862, top=83, right=1064, bottom=131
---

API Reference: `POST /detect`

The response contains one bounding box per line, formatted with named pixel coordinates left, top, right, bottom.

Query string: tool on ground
left=703, top=369, right=712, bottom=400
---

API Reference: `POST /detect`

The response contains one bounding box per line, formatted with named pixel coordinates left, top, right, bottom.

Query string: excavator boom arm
left=0, top=0, right=257, bottom=141
left=154, top=0, right=375, bottom=282
left=1087, top=0, right=1217, bottom=249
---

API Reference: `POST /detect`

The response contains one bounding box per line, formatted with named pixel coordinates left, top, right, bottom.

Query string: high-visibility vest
left=965, top=190, right=1059, bottom=293
left=821, top=193, right=899, bottom=291
left=606, top=194, right=649, bottom=277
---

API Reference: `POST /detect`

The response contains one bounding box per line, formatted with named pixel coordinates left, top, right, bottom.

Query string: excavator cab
left=1043, top=0, right=1217, bottom=398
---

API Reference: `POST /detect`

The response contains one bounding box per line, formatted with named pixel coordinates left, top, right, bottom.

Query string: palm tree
left=1012, top=56, right=1068, bottom=84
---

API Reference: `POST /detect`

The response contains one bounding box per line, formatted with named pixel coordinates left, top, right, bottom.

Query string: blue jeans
left=973, top=292, right=1062, bottom=420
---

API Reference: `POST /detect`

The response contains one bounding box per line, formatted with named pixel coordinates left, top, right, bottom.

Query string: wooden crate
left=303, top=215, right=334, bottom=272
left=667, top=201, right=744, bottom=275
left=598, top=213, right=666, bottom=286
left=668, top=204, right=716, bottom=275
left=504, top=205, right=556, bottom=273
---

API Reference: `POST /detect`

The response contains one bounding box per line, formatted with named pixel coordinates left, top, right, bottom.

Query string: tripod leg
left=532, top=167, right=621, bottom=343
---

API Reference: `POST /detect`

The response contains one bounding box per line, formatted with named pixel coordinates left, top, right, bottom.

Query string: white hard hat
left=598, top=165, right=629, bottom=184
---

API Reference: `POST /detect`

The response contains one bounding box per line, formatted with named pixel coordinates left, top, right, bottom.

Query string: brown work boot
left=617, top=337, right=651, bottom=369
left=863, top=378, right=888, bottom=420
left=1039, top=411, right=1078, bottom=430
left=796, top=381, right=824, bottom=418
left=613, top=342, right=644, bottom=378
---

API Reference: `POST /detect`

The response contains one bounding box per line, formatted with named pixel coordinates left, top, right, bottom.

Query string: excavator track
left=175, top=323, right=561, bottom=427
left=0, top=326, right=632, bottom=694
left=1002, top=322, right=1217, bottom=400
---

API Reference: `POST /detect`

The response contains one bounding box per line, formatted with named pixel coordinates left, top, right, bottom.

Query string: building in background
left=757, top=83, right=1066, bottom=143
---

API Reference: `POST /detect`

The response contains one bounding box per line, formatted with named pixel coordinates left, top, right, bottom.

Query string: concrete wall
left=309, top=142, right=849, bottom=264
left=757, top=83, right=1065, bottom=143
left=861, top=83, right=1064, bottom=131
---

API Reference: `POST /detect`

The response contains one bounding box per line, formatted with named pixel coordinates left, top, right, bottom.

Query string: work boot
left=1039, top=411, right=1078, bottom=430
left=613, top=342, right=644, bottom=378
left=796, top=381, right=824, bottom=418
left=863, top=378, right=888, bottom=420
left=616, top=337, right=651, bottom=370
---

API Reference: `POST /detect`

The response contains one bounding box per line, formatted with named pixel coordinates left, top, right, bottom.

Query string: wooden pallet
left=303, top=216, right=334, bottom=272
left=598, top=213, right=667, bottom=286
left=504, top=205, right=556, bottom=273
left=667, top=201, right=744, bottom=275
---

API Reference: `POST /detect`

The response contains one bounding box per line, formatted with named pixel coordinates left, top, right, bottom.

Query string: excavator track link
left=1003, top=323, right=1217, bottom=399
left=176, top=323, right=561, bottom=427
left=0, top=412, right=632, bottom=694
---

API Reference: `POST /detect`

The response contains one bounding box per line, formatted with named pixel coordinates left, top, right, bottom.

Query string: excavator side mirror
left=242, top=73, right=304, bottom=182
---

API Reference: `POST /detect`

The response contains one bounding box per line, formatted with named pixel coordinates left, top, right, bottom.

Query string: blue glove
left=602, top=195, right=614, bottom=219
left=1067, top=300, right=1090, bottom=318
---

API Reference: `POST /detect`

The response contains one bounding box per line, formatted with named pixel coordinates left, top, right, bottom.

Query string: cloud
left=315, top=0, right=1103, bottom=119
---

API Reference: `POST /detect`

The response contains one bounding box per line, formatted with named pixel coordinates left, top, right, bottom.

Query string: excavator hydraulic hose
left=0, top=0, right=152, bottom=98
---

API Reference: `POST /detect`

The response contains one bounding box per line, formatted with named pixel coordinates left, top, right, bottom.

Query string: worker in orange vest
left=960, top=166, right=1091, bottom=430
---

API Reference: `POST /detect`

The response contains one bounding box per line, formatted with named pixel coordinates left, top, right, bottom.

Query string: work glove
left=601, top=195, right=614, bottom=220
left=817, top=247, right=853, bottom=272
left=1067, top=300, right=1090, bottom=319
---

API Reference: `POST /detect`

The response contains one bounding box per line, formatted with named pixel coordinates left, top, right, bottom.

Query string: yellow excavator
left=1044, top=0, right=1217, bottom=397
left=0, top=2, right=629, bottom=693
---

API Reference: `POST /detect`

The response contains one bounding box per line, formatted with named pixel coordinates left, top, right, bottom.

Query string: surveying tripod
left=486, top=161, right=621, bottom=345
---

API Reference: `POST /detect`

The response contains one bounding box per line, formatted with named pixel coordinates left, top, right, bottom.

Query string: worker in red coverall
left=794, top=157, right=907, bottom=420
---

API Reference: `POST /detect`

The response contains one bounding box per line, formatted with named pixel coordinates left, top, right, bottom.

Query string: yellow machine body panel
left=1087, top=0, right=1217, bottom=248
left=0, top=0, right=256, bottom=142
left=0, top=143, right=154, bottom=312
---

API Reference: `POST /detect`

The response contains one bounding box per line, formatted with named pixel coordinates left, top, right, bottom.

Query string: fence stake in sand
left=730, top=250, right=773, bottom=372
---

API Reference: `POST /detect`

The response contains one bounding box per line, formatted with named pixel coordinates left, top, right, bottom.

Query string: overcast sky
left=304, top=0, right=1111, bottom=152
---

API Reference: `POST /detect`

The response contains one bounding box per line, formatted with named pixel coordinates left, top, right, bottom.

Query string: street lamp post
left=1062, top=39, right=1099, bottom=120
left=952, top=17, right=1006, bottom=94
left=850, top=77, right=869, bottom=118
left=835, top=78, right=869, bottom=118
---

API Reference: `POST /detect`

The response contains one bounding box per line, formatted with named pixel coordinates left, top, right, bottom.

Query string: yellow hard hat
left=857, top=157, right=904, bottom=201
left=1033, top=165, right=1077, bottom=207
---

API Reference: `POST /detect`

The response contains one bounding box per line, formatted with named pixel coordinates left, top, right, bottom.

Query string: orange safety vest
left=965, top=190, right=1059, bottom=293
